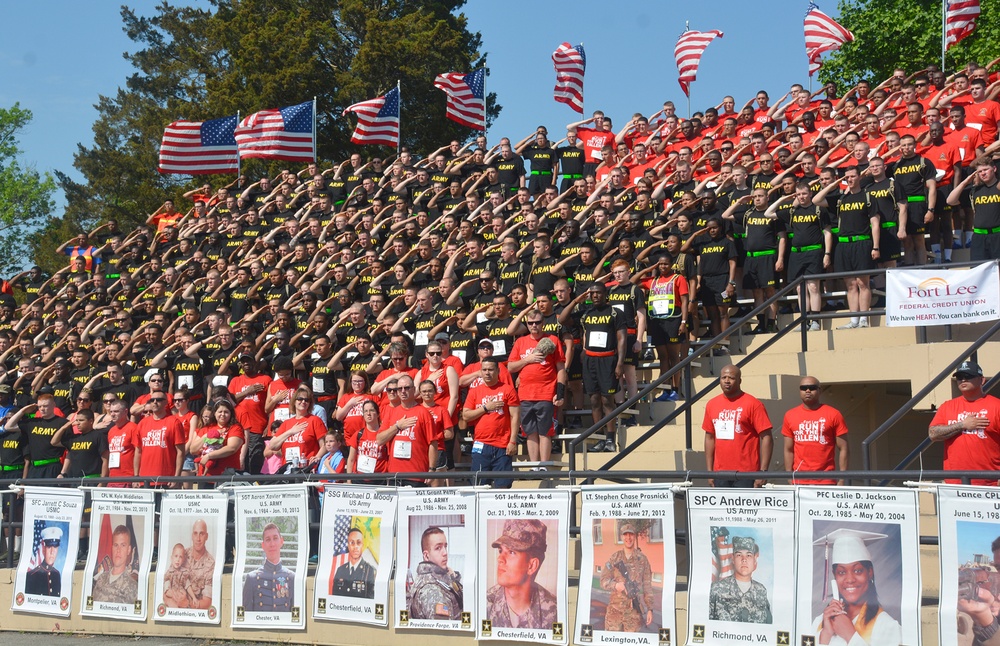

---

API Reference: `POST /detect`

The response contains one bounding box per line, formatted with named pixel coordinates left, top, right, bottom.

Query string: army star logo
left=693, top=625, right=706, bottom=643
left=553, top=623, right=564, bottom=638
left=659, top=628, right=672, bottom=644
left=777, top=631, right=789, bottom=645
left=802, top=636, right=816, bottom=646
left=399, top=610, right=409, bottom=625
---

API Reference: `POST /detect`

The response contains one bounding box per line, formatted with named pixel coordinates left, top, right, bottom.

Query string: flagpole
left=396, top=79, right=402, bottom=149
left=941, top=0, right=947, bottom=71
left=312, top=96, right=318, bottom=163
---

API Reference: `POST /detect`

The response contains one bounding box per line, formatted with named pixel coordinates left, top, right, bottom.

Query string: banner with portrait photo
left=313, top=484, right=397, bottom=626
left=936, top=485, right=1000, bottom=646
left=11, top=486, right=85, bottom=617
left=477, top=489, right=571, bottom=645
left=394, top=488, right=476, bottom=632
left=685, top=488, right=796, bottom=646
left=80, top=488, right=156, bottom=621
left=575, top=484, right=677, bottom=646
left=794, top=487, right=921, bottom=646
left=232, top=484, right=309, bottom=630
left=153, top=491, right=228, bottom=624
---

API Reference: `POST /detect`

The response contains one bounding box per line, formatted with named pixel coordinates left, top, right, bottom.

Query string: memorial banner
left=575, top=484, right=677, bottom=646
left=937, top=485, right=1000, bottom=646
left=394, top=487, right=476, bottom=632
left=313, top=485, right=397, bottom=626
left=11, top=486, right=85, bottom=617
left=885, top=262, right=1000, bottom=327
left=685, top=488, right=796, bottom=646
left=232, top=484, right=309, bottom=629
left=794, top=487, right=921, bottom=646
left=153, top=491, right=228, bottom=623
left=477, top=489, right=571, bottom=644
left=81, top=488, right=156, bottom=621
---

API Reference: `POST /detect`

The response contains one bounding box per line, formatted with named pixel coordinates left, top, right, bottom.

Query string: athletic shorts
left=582, top=354, right=619, bottom=396
left=648, top=317, right=683, bottom=346
left=905, top=201, right=928, bottom=235
left=834, top=238, right=876, bottom=273
left=742, top=254, right=777, bottom=289
left=568, top=346, right=583, bottom=381
left=971, top=232, right=1000, bottom=261
left=624, top=333, right=638, bottom=367
left=787, top=248, right=824, bottom=280
left=878, top=226, right=902, bottom=261
left=698, top=273, right=732, bottom=307
left=520, top=400, right=555, bottom=436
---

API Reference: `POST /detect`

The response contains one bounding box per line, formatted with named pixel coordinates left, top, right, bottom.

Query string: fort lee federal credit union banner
left=1, top=482, right=991, bottom=645
left=885, top=261, right=1000, bottom=327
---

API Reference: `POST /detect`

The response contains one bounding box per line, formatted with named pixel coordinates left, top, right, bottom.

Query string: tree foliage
left=0, top=104, right=55, bottom=274
left=44, top=0, right=499, bottom=264
left=820, top=0, right=1000, bottom=89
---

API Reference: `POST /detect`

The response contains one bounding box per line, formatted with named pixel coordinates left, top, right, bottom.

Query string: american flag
left=28, top=519, right=46, bottom=568
left=946, top=0, right=981, bottom=50
left=329, top=514, right=354, bottom=573
left=552, top=42, right=586, bottom=114
left=235, top=101, right=315, bottom=162
left=674, top=28, right=724, bottom=97
left=710, top=526, right=732, bottom=582
left=804, top=3, right=855, bottom=77
left=434, top=69, right=486, bottom=131
left=343, top=87, right=400, bottom=147
left=157, top=116, right=239, bottom=175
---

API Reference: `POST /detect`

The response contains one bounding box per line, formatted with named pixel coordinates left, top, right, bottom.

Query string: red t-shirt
left=136, top=413, right=186, bottom=477
left=576, top=127, right=616, bottom=164
left=947, top=125, right=984, bottom=165
left=509, top=335, right=565, bottom=401
left=930, top=394, right=1000, bottom=485
left=267, top=377, right=302, bottom=427
left=229, top=373, right=272, bottom=435
left=465, top=381, right=520, bottom=448
left=415, top=364, right=458, bottom=423
left=273, top=414, right=327, bottom=467
left=702, top=391, right=772, bottom=473
left=353, top=426, right=388, bottom=474
left=461, top=361, right=514, bottom=391
left=918, top=140, right=960, bottom=186
left=780, top=404, right=848, bottom=485
left=966, top=99, right=1000, bottom=145
left=375, top=366, right=417, bottom=407
left=423, top=403, right=455, bottom=451
left=106, top=421, right=140, bottom=485
left=337, top=392, right=377, bottom=448
left=381, top=403, right=437, bottom=477
left=196, top=423, right=245, bottom=475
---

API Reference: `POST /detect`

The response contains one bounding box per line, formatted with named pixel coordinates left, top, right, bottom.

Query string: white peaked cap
left=814, top=528, right=887, bottom=564
left=40, top=526, right=63, bottom=543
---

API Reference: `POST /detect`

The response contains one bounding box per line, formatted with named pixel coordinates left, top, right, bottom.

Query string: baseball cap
left=434, top=332, right=451, bottom=342
left=620, top=523, right=636, bottom=535
left=491, top=519, right=547, bottom=554
left=478, top=338, right=493, bottom=348
left=238, top=353, right=255, bottom=363
left=955, top=360, right=984, bottom=378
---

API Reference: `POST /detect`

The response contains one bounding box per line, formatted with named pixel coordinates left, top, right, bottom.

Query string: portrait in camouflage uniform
left=91, top=523, right=140, bottom=605
left=486, top=518, right=559, bottom=629
left=408, top=526, right=464, bottom=620
left=708, top=534, right=773, bottom=624
left=599, top=522, right=656, bottom=632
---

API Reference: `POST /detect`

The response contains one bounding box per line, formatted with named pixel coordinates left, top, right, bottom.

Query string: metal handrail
left=567, top=274, right=807, bottom=476
left=862, top=317, right=1000, bottom=473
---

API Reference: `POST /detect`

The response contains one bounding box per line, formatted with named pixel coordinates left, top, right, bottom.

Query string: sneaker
left=621, top=415, right=637, bottom=427
left=654, top=390, right=675, bottom=402
left=602, top=439, right=617, bottom=452
left=858, top=318, right=870, bottom=328
left=808, top=321, right=821, bottom=332
left=952, top=241, right=962, bottom=250
left=665, top=390, right=681, bottom=401
left=836, top=321, right=859, bottom=330
left=766, top=320, right=779, bottom=333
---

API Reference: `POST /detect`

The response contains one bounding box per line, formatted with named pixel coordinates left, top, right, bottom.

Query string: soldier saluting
left=600, top=522, right=654, bottom=631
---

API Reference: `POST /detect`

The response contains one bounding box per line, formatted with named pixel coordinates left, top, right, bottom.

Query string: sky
left=1, top=0, right=855, bottom=210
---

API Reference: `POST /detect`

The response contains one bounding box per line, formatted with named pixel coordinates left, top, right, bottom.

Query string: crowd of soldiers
left=0, top=61, right=999, bottom=511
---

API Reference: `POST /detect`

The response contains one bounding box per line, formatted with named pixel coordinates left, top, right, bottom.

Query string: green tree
left=820, top=0, right=1000, bottom=89
left=46, top=0, right=499, bottom=258
left=0, top=104, right=56, bottom=275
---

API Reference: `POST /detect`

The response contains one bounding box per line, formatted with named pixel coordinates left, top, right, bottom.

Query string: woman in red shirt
left=189, top=400, right=245, bottom=477
left=334, top=371, right=377, bottom=453
left=266, top=385, right=327, bottom=470
left=415, top=341, right=460, bottom=425
left=173, top=389, right=200, bottom=482
left=348, top=399, right=388, bottom=476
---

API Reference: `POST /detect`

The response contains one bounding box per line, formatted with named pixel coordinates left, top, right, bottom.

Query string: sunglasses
left=386, top=388, right=400, bottom=394
left=174, top=398, right=186, bottom=402
left=149, top=397, right=167, bottom=403
left=77, top=398, right=91, bottom=402
left=295, top=397, right=310, bottom=402
left=799, top=385, right=819, bottom=392
left=426, top=351, right=442, bottom=357
left=103, top=399, right=115, bottom=404
left=526, top=321, right=543, bottom=326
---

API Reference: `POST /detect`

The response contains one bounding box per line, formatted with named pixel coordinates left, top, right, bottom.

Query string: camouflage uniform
left=92, top=569, right=139, bottom=604
left=242, top=559, right=295, bottom=611
left=708, top=576, right=772, bottom=623
left=600, top=546, right=653, bottom=631
left=25, top=563, right=61, bottom=597
left=186, top=547, right=215, bottom=606
left=409, top=561, right=463, bottom=620
left=486, top=581, right=558, bottom=629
